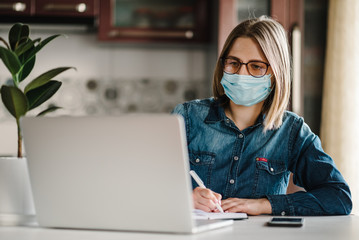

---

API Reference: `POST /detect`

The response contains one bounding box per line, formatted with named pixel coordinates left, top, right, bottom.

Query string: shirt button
left=195, top=158, right=200, bottom=163
left=281, top=211, right=286, bottom=216
left=238, top=134, right=244, bottom=138
left=226, top=118, right=230, bottom=123
left=234, top=156, right=239, bottom=161
left=229, top=179, right=235, bottom=184
left=270, top=167, right=274, bottom=172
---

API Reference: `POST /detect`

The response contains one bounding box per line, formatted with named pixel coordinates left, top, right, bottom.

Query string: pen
left=189, top=170, right=224, bottom=213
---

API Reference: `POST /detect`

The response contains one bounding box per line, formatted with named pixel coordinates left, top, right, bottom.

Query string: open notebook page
left=193, top=209, right=248, bottom=220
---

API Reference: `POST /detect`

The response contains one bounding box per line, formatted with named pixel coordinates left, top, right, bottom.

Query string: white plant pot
left=0, top=157, right=36, bottom=226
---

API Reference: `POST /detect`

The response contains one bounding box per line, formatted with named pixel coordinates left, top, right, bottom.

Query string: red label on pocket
left=256, top=157, right=268, bottom=162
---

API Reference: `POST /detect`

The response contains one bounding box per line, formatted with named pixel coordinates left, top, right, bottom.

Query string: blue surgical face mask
left=220, top=72, right=272, bottom=107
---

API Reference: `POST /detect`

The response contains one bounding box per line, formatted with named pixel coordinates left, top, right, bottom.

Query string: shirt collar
left=204, top=98, right=265, bottom=128
left=204, top=98, right=227, bottom=123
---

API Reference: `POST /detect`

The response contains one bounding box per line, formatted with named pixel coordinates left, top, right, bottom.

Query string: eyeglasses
left=221, top=57, right=270, bottom=78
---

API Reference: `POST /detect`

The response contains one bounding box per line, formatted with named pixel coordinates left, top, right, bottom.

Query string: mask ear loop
left=269, top=74, right=276, bottom=92
left=261, top=84, right=275, bottom=114
left=263, top=75, right=276, bottom=110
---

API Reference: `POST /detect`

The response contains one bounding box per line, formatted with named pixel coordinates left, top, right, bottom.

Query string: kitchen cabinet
left=98, top=0, right=210, bottom=42
left=35, top=0, right=98, bottom=17
left=0, top=0, right=33, bottom=16
left=271, top=0, right=328, bottom=136
left=0, top=0, right=98, bottom=22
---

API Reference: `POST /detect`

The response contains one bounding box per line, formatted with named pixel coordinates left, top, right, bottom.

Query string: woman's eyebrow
left=226, top=56, right=241, bottom=61
left=226, top=55, right=267, bottom=63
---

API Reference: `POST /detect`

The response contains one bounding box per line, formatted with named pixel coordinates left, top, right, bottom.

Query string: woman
left=172, top=16, right=352, bottom=216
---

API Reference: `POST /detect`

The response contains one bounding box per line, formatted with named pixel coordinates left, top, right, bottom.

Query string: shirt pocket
left=253, top=158, right=289, bottom=197
left=189, top=151, right=215, bottom=188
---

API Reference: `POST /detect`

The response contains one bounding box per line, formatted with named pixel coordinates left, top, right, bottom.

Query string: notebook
left=21, top=114, right=234, bottom=234
left=193, top=209, right=247, bottom=220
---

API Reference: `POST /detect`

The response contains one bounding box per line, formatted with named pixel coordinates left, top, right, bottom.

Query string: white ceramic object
left=0, top=157, right=36, bottom=226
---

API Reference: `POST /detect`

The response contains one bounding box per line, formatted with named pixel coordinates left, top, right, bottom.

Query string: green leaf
left=35, top=34, right=61, bottom=52
left=0, top=36, right=10, bottom=49
left=37, top=106, right=62, bottom=116
left=0, top=85, right=28, bottom=119
left=17, top=38, right=40, bottom=65
left=17, top=39, right=38, bottom=82
left=0, top=46, right=21, bottom=76
left=9, top=23, right=29, bottom=51
left=14, top=38, right=35, bottom=57
left=24, top=67, right=74, bottom=93
left=19, top=55, right=36, bottom=82
left=23, top=34, right=61, bottom=66
left=26, top=80, right=62, bottom=110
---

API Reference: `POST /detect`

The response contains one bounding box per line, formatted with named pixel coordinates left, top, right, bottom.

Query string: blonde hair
left=213, top=16, right=291, bottom=131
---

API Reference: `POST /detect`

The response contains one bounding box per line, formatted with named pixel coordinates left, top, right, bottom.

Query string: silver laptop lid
left=22, top=114, right=197, bottom=233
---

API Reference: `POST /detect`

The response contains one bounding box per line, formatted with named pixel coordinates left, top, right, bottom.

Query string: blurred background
left=0, top=0, right=358, bottom=214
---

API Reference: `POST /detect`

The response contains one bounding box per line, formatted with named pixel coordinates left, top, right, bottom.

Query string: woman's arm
left=223, top=119, right=352, bottom=216
left=267, top=119, right=352, bottom=216
left=221, top=198, right=272, bottom=215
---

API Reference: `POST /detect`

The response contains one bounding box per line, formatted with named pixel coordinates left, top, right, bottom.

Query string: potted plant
left=0, top=23, right=74, bottom=225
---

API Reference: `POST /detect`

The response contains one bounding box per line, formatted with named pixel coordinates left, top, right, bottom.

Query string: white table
left=1, top=215, right=358, bottom=240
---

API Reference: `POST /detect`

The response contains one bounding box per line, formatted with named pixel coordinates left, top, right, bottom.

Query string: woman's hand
left=221, top=198, right=272, bottom=215
left=193, top=187, right=222, bottom=212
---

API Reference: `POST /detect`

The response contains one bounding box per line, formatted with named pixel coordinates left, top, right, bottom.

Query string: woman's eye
left=252, top=64, right=262, bottom=69
left=250, top=63, right=265, bottom=70
left=228, top=61, right=239, bottom=67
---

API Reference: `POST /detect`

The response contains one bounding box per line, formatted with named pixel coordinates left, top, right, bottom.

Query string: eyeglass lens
left=223, top=58, right=268, bottom=77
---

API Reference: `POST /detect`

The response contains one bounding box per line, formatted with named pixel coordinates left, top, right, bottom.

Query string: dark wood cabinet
left=0, top=0, right=98, bottom=22
left=98, top=0, right=210, bottom=43
left=0, top=0, right=34, bottom=16
left=35, top=0, right=98, bottom=17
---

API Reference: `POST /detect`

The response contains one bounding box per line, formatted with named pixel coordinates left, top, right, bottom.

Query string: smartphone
left=267, top=217, right=304, bottom=227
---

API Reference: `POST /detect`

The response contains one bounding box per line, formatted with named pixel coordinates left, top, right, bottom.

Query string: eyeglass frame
left=220, top=57, right=271, bottom=78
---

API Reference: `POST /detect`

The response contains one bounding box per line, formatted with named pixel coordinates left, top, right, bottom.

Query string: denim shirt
left=172, top=98, right=352, bottom=216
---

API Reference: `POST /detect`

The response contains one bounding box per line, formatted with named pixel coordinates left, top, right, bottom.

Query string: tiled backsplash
left=0, top=77, right=207, bottom=120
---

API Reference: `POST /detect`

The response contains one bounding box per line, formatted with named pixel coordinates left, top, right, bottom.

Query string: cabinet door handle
left=43, top=3, right=87, bottom=13
left=292, top=25, right=302, bottom=115
left=0, top=2, right=26, bottom=12
left=108, top=30, right=194, bottom=39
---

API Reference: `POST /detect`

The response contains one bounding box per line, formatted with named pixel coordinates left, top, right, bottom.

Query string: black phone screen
left=267, top=217, right=304, bottom=227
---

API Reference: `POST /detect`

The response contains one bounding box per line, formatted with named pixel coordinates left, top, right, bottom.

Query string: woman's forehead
left=228, top=37, right=268, bottom=62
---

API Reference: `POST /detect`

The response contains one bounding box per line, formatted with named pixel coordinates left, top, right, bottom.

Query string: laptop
left=21, top=114, right=233, bottom=234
